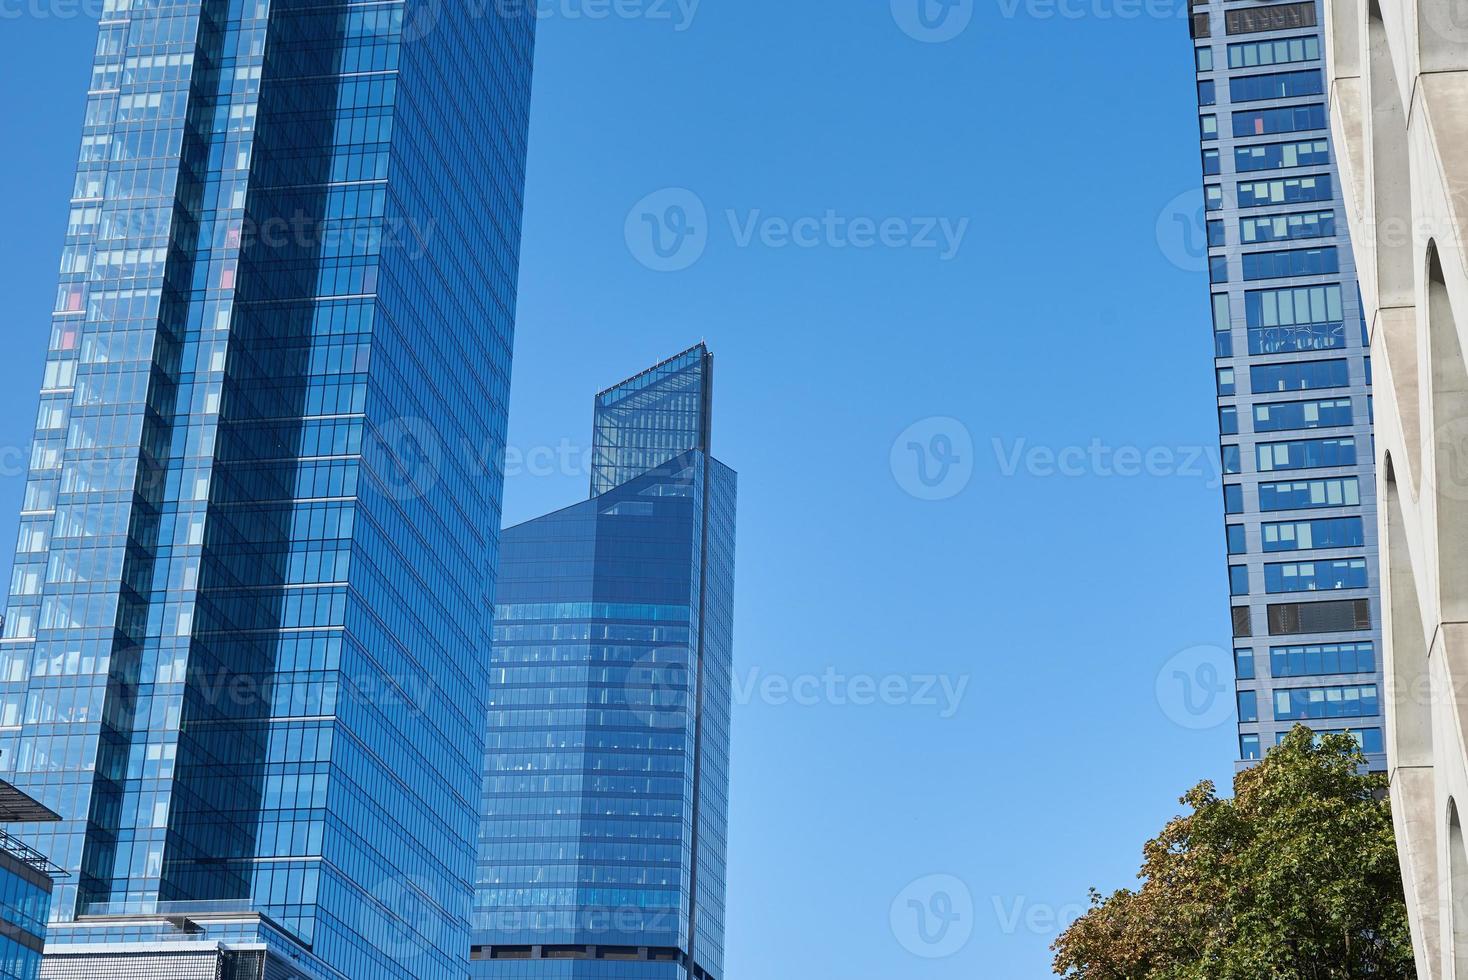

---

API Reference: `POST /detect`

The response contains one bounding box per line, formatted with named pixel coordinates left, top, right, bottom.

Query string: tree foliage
left=1052, top=728, right=1416, bottom=979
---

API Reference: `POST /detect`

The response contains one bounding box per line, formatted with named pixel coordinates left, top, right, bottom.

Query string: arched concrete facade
left=1324, top=2, right=1468, bottom=975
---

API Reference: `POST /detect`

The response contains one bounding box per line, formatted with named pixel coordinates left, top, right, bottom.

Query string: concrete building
left=1322, top=1, right=1468, bottom=975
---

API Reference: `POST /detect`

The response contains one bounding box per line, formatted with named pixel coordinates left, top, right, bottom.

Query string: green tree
left=1052, top=727, right=1416, bottom=979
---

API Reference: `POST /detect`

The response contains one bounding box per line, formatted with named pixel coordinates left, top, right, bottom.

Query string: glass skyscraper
left=472, top=345, right=736, bottom=980
left=1189, top=0, right=1385, bottom=769
left=2, top=2, right=535, bottom=978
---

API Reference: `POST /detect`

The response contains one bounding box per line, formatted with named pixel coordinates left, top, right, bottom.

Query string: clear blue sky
left=0, top=2, right=1236, bottom=976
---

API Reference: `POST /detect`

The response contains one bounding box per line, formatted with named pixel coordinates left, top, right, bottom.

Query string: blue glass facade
left=1190, top=0, right=1385, bottom=769
left=473, top=347, right=736, bottom=980
left=0, top=848, right=50, bottom=980
left=3, top=2, right=535, bottom=978
left=0, top=781, right=61, bottom=980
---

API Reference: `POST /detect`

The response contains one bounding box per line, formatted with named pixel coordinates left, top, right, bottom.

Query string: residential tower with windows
left=1188, top=0, right=1385, bottom=768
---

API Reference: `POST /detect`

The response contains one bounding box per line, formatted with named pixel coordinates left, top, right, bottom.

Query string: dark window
left=1267, top=598, right=1372, bottom=635
left=1225, top=1, right=1317, bottom=36
left=1233, top=606, right=1254, bottom=637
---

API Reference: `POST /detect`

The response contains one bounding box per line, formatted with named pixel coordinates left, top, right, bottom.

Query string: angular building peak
left=592, top=344, right=714, bottom=496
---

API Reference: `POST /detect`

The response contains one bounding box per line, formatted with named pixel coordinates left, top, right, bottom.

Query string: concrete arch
left=1426, top=242, right=1468, bottom=622
left=1386, top=455, right=1443, bottom=980
left=1363, top=1, right=1417, bottom=309
left=1387, top=454, right=1434, bottom=767
left=1448, top=800, right=1468, bottom=977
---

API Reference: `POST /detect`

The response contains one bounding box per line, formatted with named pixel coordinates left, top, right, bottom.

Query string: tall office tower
left=1188, top=0, right=1385, bottom=769
left=472, top=345, right=736, bottom=980
left=1, top=3, right=535, bottom=978
left=1323, top=1, right=1468, bottom=975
